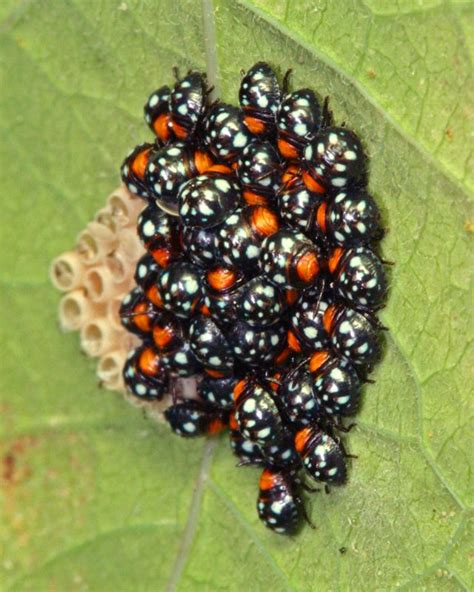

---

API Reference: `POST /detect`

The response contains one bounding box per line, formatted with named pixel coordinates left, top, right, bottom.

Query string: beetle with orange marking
left=122, top=343, right=168, bottom=400
left=239, top=62, right=282, bottom=138
left=216, top=205, right=280, bottom=273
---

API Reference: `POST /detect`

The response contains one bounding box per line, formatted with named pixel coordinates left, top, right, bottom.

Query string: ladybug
left=197, top=375, right=239, bottom=410
left=323, top=190, right=382, bottom=246
left=119, top=287, right=157, bottom=337
left=155, top=262, right=203, bottom=319
left=276, top=89, right=321, bottom=160
left=236, top=275, right=286, bottom=327
left=276, top=363, right=322, bottom=426
left=161, top=342, right=202, bottom=377
left=294, top=425, right=347, bottom=485
left=145, top=143, right=215, bottom=214
left=123, top=344, right=168, bottom=400
left=136, top=204, right=181, bottom=267
left=309, top=350, right=361, bottom=416
left=170, top=71, right=208, bottom=141
left=239, top=62, right=281, bottom=136
left=189, top=315, right=235, bottom=373
left=120, top=142, right=156, bottom=199
left=257, top=467, right=302, bottom=534
left=204, top=103, right=252, bottom=162
left=259, top=229, right=321, bottom=289
left=328, top=246, right=387, bottom=310
left=233, top=376, right=284, bottom=445
left=203, top=264, right=245, bottom=325
left=323, top=304, right=382, bottom=369
left=151, top=310, right=184, bottom=354
left=144, top=85, right=174, bottom=145
left=133, top=253, right=161, bottom=292
left=216, top=205, right=280, bottom=272
left=229, top=411, right=264, bottom=464
left=237, top=141, right=282, bottom=206
left=304, top=127, right=365, bottom=190
left=226, top=319, right=287, bottom=366
left=289, top=283, right=332, bottom=353
left=164, top=399, right=228, bottom=437
left=178, top=174, right=241, bottom=229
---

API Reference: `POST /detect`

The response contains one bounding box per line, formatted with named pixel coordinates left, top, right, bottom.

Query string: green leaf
left=1, top=1, right=472, bottom=590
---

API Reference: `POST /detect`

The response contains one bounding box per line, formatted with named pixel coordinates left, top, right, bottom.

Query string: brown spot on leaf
left=367, top=69, right=376, bottom=79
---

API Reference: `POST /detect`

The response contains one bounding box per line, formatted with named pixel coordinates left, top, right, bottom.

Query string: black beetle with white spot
left=118, top=62, right=390, bottom=535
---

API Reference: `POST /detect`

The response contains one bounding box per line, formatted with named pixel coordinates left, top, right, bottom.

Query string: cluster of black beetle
left=119, top=62, right=389, bottom=534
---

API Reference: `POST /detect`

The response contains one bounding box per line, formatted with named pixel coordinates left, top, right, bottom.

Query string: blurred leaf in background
left=0, top=1, right=472, bottom=590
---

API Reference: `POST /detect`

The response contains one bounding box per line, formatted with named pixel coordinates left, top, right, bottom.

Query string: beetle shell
left=189, top=315, right=235, bottom=372
left=198, top=375, right=239, bottom=410
left=277, top=89, right=321, bottom=160
left=182, top=225, right=221, bottom=267
left=145, top=143, right=193, bottom=215
left=144, top=85, right=174, bottom=145
left=121, top=143, right=156, bottom=199
left=233, top=377, right=284, bottom=445
left=217, top=205, right=280, bottom=272
left=304, top=127, right=365, bottom=189
left=279, top=183, right=326, bottom=239
left=226, top=320, right=287, bottom=366
left=276, top=364, right=322, bottom=426
left=237, top=141, right=281, bottom=205
left=151, top=310, right=184, bottom=354
left=204, top=103, right=252, bottom=162
left=156, top=262, right=203, bottom=319
left=257, top=468, right=300, bottom=534
left=295, top=426, right=347, bottom=485
left=259, top=229, right=321, bottom=289
left=161, top=342, right=202, bottom=377
left=170, top=72, right=207, bottom=141
left=123, top=344, right=168, bottom=400
left=290, top=285, right=332, bottom=353
left=327, top=190, right=382, bottom=246
left=203, top=264, right=246, bottom=325
left=309, top=350, right=361, bottom=416
left=237, top=275, right=286, bottom=327
left=229, top=411, right=265, bottom=464
left=119, top=287, right=157, bottom=337
left=179, top=174, right=241, bottom=229
left=134, top=253, right=161, bottom=292
left=239, top=62, right=281, bottom=136
left=164, top=400, right=228, bottom=437
left=329, top=246, right=387, bottom=310
left=137, top=205, right=181, bottom=256
left=325, top=305, right=382, bottom=369
left=260, top=429, right=301, bottom=470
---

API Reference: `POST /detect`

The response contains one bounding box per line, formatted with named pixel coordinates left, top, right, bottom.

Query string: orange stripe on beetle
left=296, top=251, right=319, bottom=284
left=277, top=138, right=299, bottom=160
left=295, top=426, right=312, bottom=454
left=138, top=346, right=160, bottom=376
left=131, top=147, right=152, bottom=179
left=259, top=468, right=278, bottom=490
left=250, top=206, right=279, bottom=237
left=309, top=350, right=330, bottom=374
